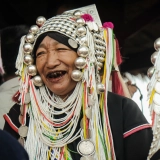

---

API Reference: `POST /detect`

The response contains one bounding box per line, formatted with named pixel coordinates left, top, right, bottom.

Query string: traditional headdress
left=14, top=4, right=117, bottom=160
left=147, top=38, right=160, bottom=159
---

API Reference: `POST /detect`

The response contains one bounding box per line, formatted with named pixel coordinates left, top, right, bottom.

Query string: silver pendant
left=18, top=137, right=25, bottom=146
left=68, top=38, right=78, bottom=48
left=18, top=126, right=28, bottom=137
left=77, top=139, right=95, bottom=156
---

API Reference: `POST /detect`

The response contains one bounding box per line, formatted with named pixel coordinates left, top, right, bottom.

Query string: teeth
left=48, top=71, right=65, bottom=78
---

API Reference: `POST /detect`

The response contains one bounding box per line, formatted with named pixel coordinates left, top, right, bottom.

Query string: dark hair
left=1, top=25, right=29, bottom=77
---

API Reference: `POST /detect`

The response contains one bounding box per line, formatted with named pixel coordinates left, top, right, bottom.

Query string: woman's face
left=35, top=36, right=78, bottom=98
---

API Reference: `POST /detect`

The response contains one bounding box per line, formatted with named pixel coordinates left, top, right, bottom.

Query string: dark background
left=1, top=0, right=160, bottom=74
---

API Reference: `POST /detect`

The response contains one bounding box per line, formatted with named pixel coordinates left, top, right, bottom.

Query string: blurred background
left=0, top=0, right=160, bottom=74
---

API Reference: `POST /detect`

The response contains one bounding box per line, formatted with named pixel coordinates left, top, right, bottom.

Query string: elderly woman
left=3, top=4, right=153, bottom=160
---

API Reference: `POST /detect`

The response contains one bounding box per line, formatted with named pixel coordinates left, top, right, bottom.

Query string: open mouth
left=47, top=71, right=66, bottom=79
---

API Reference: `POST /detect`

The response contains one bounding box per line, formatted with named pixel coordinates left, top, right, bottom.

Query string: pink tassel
left=103, top=22, right=114, bottom=29
left=81, top=14, right=93, bottom=22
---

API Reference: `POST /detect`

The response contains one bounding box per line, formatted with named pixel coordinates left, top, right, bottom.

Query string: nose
left=46, top=51, right=61, bottom=69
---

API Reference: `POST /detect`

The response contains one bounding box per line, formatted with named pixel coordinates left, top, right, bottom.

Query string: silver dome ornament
left=77, top=46, right=89, bottom=58
left=147, top=66, right=155, bottom=78
left=96, top=83, right=105, bottom=93
left=36, top=16, right=46, bottom=27
left=154, top=38, right=160, bottom=51
left=76, top=18, right=85, bottom=26
left=151, top=51, right=158, bottom=64
left=73, top=10, right=83, bottom=17
left=71, top=70, right=83, bottom=81
left=24, top=55, right=34, bottom=65
left=29, top=25, right=39, bottom=35
left=23, top=43, right=33, bottom=54
left=75, top=57, right=86, bottom=69
left=79, top=36, right=88, bottom=45
left=33, top=75, right=43, bottom=87
left=76, top=26, right=87, bottom=36
left=27, top=65, right=37, bottom=76
left=25, top=33, right=35, bottom=43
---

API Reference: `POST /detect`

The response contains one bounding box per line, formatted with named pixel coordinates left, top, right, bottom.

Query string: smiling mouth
left=47, top=71, right=67, bottom=79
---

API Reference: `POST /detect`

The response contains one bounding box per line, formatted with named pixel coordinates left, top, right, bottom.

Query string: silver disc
left=18, top=126, right=28, bottom=137
left=77, top=139, right=95, bottom=156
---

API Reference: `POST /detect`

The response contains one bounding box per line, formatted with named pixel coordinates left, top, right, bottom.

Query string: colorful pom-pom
left=81, top=14, right=93, bottom=22
left=103, top=22, right=114, bottom=29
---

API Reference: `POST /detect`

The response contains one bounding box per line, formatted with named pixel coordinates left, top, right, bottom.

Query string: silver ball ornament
left=76, top=26, right=87, bottom=36
left=79, top=36, right=88, bottom=45
left=25, top=33, right=35, bottom=43
left=96, top=83, right=105, bottom=93
left=73, top=10, right=83, bottom=17
left=24, top=55, right=34, bottom=65
left=36, top=16, right=46, bottom=27
left=147, top=66, right=155, bottom=78
left=76, top=18, right=85, bottom=26
left=23, top=43, right=33, bottom=54
left=71, top=70, right=83, bottom=81
left=75, top=57, right=86, bottom=69
left=27, top=65, right=37, bottom=76
left=33, top=75, right=43, bottom=87
left=154, top=38, right=160, bottom=51
left=77, top=46, right=89, bottom=57
left=151, top=51, right=158, bottom=64
left=29, top=25, right=39, bottom=35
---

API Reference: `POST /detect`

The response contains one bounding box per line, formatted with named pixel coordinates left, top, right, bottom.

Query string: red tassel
left=12, top=90, right=20, bottom=103
left=111, top=38, right=124, bottom=96
left=115, top=38, right=123, bottom=65
left=111, top=71, right=124, bottom=96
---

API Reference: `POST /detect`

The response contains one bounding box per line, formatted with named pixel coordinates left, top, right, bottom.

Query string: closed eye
left=36, top=51, right=45, bottom=57
left=57, top=48, right=71, bottom=51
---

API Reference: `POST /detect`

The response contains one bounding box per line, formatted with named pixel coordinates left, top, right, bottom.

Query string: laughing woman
left=3, top=4, right=153, bottom=160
